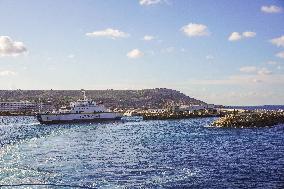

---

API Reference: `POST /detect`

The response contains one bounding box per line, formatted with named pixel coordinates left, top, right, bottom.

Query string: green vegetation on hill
left=0, top=88, right=205, bottom=109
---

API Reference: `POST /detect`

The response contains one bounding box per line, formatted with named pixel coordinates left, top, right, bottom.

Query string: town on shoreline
left=1, top=88, right=284, bottom=128
left=0, top=88, right=213, bottom=115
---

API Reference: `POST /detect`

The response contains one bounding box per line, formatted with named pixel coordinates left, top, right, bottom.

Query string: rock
left=212, top=110, right=284, bottom=128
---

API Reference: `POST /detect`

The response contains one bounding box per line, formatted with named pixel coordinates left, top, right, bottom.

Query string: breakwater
left=212, top=111, right=284, bottom=128
left=142, top=112, right=219, bottom=120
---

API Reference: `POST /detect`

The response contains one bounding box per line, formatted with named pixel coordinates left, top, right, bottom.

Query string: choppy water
left=0, top=116, right=284, bottom=189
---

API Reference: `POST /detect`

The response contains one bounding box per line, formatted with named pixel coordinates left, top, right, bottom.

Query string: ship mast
left=82, top=90, right=87, bottom=101
left=38, top=97, right=42, bottom=113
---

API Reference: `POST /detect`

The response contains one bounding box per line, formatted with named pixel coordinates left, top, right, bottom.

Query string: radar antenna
left=38, top=97, right=42, bottom=113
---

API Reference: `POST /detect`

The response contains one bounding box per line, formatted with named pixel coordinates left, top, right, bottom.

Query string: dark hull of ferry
left=36, top=115, right=122, bottom=124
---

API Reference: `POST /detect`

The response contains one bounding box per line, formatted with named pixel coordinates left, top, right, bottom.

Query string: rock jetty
left=212, top=111, right=284, bottom=128
left=143, top=112, right=218, bottom=120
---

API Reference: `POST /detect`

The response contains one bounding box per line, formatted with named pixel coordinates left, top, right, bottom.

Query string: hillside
left=0, top=88, right=206, bottom=109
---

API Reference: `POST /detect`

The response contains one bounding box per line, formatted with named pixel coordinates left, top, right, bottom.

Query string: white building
left=0, top=101, right=37, bottom=112
left=177, top=104, right=215, bottom=113
left=124, top=109, right=139, bottom=116
left=147, top=109, right=167, bottom=114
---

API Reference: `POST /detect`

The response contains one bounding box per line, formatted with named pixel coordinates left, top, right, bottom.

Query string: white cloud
left=181, top=23, right=210, bottom=37
left=228, top=32, right=242, bottom=41
left=127, top=49, right=144, bottom=59
left=139, top=0, right=161, bottom=6
left=240, top=66, right=272, bottom=75
left=0, top=36, right=27, bottom=57
left=180, top=48, right=186, bottom=52
left=185, top=76, right=284, bottom=105
left=239, top=66, right=258, bottom=73
left=276, top=51, right=284, bottom=59
left=0, top=70, right=17, bottom=76
left=242, top=31, right=256, bottom=38
left=206, top=55, right=214, bottom=60
left=257, top=67, right=272, bottom=75
left=161, top=46, right=175, bottom=53
left=67, top=54, right=75, bottom=59
left=188, top=74, right=284, bottom=86
left=228, top=31, right=256, bottom=41
left=266, top=61, right=278, bottom=65
left=261, top=5, right=282, bottom=13
left=86, top=28, right=129, bottom=39
left=143, top=35, right=155, bottom=41
left=270, top=35, right=284, bottom=47
left=252, top=79, right=262, bottom=83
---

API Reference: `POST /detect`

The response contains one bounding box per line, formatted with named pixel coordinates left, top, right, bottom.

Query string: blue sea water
left=0, top=116, right=284, bottom=189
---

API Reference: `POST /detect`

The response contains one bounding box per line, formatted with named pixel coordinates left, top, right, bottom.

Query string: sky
left=0, top=0, right=284, bottom=105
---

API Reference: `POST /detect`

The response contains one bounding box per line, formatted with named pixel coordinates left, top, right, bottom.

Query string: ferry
left=36, top=91, right=122, bottom=124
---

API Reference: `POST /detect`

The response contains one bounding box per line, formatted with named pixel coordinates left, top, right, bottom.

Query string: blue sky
left=0, top=0, right=284, bottom=105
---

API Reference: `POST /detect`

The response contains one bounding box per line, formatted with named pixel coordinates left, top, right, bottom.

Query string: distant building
left=175, top=104, right=215, bottom=113
left=147, top=109, right=167, bottom=114
left=40, top=103, right=55, bottom=113
left=124, top=109, right=140, bottom=116
left=0, top=101, right=37, bottom=112
left=0, top=101, right=55, bottom=113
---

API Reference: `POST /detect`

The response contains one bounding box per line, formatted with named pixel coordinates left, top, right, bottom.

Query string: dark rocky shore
left=212, top=111, right=284, bottom=128
left=142, top=112, right=219, bottom=120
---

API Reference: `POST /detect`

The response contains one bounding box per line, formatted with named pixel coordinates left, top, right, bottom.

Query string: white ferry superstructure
left=36, top=92, right=122, bottom=124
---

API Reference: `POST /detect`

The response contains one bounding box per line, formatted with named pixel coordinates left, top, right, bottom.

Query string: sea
left=0, top=116, right=283, bottom=189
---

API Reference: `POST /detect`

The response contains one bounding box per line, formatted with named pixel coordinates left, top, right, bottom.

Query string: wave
left=0, top=116, right=69, bottom=148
